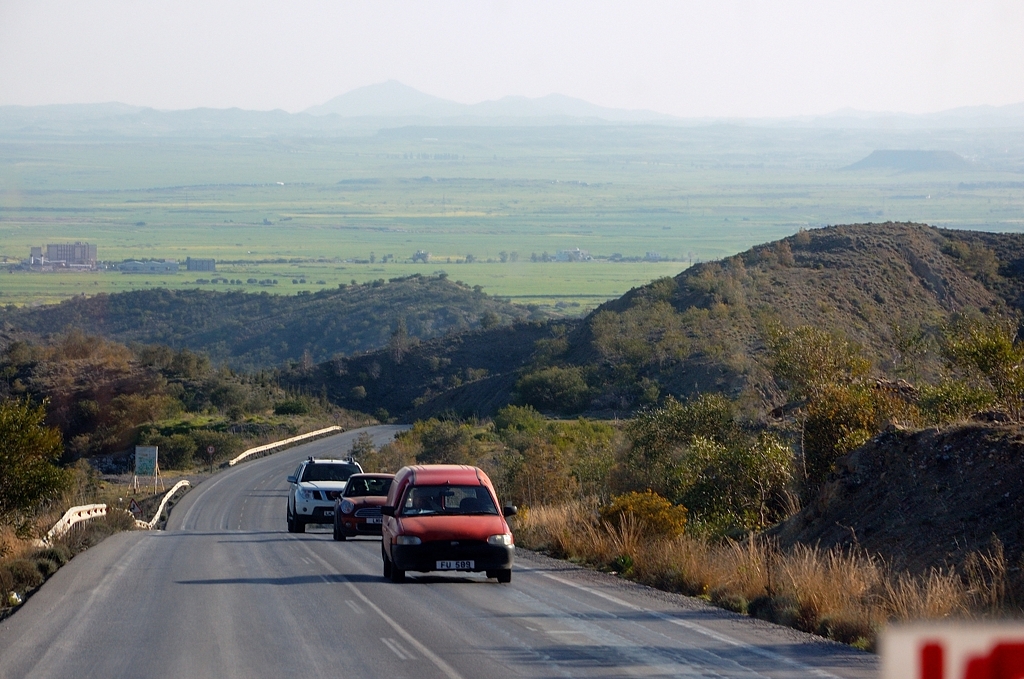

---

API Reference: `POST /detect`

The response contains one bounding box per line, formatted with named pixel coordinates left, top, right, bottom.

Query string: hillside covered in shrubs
left=0, top=330, right=372, bottom=468
left=0, top=274, right=535, bottom=370
left=284, top=222, right=1024, bottom=419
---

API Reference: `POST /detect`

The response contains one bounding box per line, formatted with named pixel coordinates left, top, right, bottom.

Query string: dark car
left=333, top=473, right=395, bottom=540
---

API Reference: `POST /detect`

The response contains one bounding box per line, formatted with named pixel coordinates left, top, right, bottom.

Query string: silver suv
left=286, top=457, right=363, bottom=533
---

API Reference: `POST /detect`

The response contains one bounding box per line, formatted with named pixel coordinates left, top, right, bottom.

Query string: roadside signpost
left=206, top=445, right=215, bottom=473
left=882, top=623, right=1024, bottom=679
left=131, top=445, right=164, bottom=494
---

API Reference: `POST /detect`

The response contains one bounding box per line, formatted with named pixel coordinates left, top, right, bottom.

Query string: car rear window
left=343, top=477, right=393, bottom=497
left=301, top=463, right=361, bottom=482
left=400, top=485, right=498, bottom=516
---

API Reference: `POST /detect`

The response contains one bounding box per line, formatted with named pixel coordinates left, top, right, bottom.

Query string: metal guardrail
left=39, top=504, right=108, bottom=546
left=227, top=426, right=343, bottom=466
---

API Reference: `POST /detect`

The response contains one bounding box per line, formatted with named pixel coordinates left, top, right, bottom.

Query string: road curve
left=0, top=426, right=878, bottom=679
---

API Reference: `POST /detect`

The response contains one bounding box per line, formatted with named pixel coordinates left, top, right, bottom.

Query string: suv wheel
left=287, top=508, right=298, bottom=533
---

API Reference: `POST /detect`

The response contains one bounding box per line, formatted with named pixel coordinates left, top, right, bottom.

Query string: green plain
left=2, top=126, right=1023, bottom=310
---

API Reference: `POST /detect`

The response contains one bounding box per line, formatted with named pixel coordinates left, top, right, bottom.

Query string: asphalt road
left=0, top=426, right=878, bottom=679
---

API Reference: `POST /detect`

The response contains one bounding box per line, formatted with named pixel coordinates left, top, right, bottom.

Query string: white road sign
left=135, top=446, right=158, bottom=476
left=882, top=622, right=1024, bottom=679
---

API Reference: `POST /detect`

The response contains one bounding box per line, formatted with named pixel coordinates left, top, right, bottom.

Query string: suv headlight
left=340, top=500, right=355, bottom=514
left=296, top=488, right=313, bottom=501
left=487, top=534, right=513, bottom=546
left=395, top=535, right=422, bottom=545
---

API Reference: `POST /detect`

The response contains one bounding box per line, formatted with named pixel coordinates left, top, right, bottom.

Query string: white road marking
left=382, top=637, right=414, bottom=660
left=533, top=570, right=844, bottom=679
left=345, top=599, right=364, bottom=614
left=299, top=541, right=465, bottom=679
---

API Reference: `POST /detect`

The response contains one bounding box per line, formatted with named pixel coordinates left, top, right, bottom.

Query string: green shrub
left=138, top=432, right=197, bottom=469
left=516, top=366, right=590, bottom=414
left=599, top=490, right=687, bottom=540
left=103, top=508, right=139, bottom=532
left=34, top=558, right=59, bottom=578
left=274, top=399, right=310, bottom=415
left=918, top=379, right=996, bottom=425
left=802, top=384, right=877, bottom=488
left=33, top=545, right=72, bottom=567
left=6, top=559, right=43, bottom=591
left=0, top=565, right=13, bottom=597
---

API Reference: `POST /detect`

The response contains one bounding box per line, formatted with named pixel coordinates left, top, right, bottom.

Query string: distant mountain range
left=1, top=82, right=1022, bottom=136
left=303, top=80, right=675, bottom=122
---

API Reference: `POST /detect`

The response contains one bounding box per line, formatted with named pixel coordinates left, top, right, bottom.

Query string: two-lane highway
left=0, top=427, right=878, bottom=678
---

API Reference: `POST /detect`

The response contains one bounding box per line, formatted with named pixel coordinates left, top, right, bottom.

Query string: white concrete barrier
left=140, top=480, right=192, bottom=529
left=227, top=426, right=343, bottom=466
left=40, top=504, right=107, bottom=546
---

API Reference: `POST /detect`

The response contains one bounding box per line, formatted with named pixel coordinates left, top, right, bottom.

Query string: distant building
left=31, top=242, right=98, bottom=268
left=555, top=248, right=591, bottom=262
left=412, top=250, right=430, bottom=263
left=645, top=252, right=663, bottom=262
left=120, top=260, right=179, bottom=273
left=186, top=257, right=216, bottom=272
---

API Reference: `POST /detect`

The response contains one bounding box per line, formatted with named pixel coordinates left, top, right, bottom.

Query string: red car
left=380, top=465, right=517, bottom=583
left=332, top=473, right=395, bottom=541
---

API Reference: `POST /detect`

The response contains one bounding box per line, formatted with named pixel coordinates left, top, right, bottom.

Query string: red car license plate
left=436, top=560, right=474, bottom=570
left=367, top=517, right=382, bottom=524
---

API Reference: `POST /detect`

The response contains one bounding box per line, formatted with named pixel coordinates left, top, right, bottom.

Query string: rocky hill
left=0, top=274, right=535, bottom=370
left=283, top=222, right=1024, bottom=420
left=773, top=419, right=1024, bottom=574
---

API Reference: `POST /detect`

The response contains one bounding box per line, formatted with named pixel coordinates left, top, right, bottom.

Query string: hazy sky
left=2, top=0, right=1022, bottom=118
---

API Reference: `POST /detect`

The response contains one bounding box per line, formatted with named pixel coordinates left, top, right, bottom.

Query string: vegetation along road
left=0, top=428, right=876, bottom=679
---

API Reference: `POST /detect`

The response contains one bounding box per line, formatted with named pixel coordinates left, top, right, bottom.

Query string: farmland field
left=2, top=125, right=1023, bottom=310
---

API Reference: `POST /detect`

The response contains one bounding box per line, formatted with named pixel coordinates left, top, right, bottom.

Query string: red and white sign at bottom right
left=882, top=623, right=1024, bottom=679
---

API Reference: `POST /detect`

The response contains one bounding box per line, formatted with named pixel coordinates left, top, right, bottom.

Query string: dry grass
left=515, top=500, right=1021, bottom=651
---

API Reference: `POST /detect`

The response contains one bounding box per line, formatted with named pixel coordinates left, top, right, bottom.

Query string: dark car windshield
left=343, top=476, right=393, bottom=497
left=301, top=463, right=361, bottom=483
left=400, top=485, right=499, bottom=516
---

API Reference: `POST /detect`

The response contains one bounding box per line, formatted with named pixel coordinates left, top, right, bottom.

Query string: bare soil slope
left=774, top=420, right=1024, bottom=574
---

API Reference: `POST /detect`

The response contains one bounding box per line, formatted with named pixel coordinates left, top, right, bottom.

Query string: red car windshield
left=400, top=485, right=499, bottom=516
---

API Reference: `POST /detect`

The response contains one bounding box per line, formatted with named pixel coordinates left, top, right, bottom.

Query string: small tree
left=349, top=431, right=376, bottom=461
left=0, top=398, right=71, bottom=517
left=765, top=324, right=871, bottom=402
left=801, top=383, right=876, bottom=487
left=515, top=366, right=590, bottom=414
left=388, top=319, right=411, bottom=365
left=942, top=317, right=1024, bottom=419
